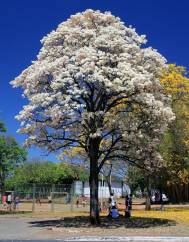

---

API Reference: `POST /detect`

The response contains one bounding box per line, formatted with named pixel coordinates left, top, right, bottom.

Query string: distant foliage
left=6, top=160, right=88, bottom=187
left=159, top=64, right=189, bottom=202
left=0, top=121, right=27, bottom=192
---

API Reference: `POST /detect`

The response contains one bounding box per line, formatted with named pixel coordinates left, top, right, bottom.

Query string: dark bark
left=173, top=185, right=177, bottom=203
left=175, top=185, right=180, bottom=203
left=167, top=183, right=189, bottom=203
left=145, top=177, right=151, bottom=211
left=89, top=138, right=100, bottom=225
left=0, top=170, right=5, bottom=194
left=185, top=184, right=189, bottom=201
left=145, top=192, right=151, bottom=210
left=104, top=164, right=113, bottom=196
left=106, top=178, right=112, bottom=196
left=159, top=186, right=164, bottom=210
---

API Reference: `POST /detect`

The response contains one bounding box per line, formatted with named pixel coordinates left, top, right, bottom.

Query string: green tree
left=7, top=160, right=58, bottom=186
left=7, top=159, right=88, bottom=187
left=125, top=165, right=154, bottom=210
left=0, top=122, right=27, bottom=193
left=160, top=65, right=189, bottom=202
left=0, top=121, right=6, bottom=133
left=125, top=165, right=146, bottom=195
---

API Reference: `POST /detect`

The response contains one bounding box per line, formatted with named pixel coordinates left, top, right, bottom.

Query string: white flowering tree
left=11, top=10, right=174, bottom=224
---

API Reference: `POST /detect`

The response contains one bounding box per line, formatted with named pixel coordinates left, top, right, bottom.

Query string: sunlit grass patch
left=1, top=207, right=189, bottom=227
left=133, top=209, right=189, bottom=225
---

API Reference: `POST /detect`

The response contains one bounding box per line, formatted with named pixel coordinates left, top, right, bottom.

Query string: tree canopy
left=6, top=160, right=88, bottom=188
left=0, top=121, right=27, bottom=193
left=159, top=64, right=189, bottom=202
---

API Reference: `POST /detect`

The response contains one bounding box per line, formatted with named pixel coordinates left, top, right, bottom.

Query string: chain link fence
left=1, top=183, right=90, bottom=213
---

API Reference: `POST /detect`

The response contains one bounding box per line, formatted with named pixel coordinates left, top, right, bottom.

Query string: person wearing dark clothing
left=125, top=194, right=132, bottom=218
left=13, top=196, right=20, bottom=210
left=76, top=196, right=79, bottom=208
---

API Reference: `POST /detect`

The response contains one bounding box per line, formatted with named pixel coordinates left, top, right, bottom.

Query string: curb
left=64, top=236, right=189, bottom=241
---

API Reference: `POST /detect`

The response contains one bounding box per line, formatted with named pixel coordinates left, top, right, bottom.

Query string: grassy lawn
left=133, top=209, right=189, bottom=225
left=1, top=208, right=189, bottom=225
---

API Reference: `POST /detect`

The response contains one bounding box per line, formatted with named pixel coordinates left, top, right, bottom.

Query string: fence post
left=32, top=184, right=36, bottom=212
left=70, top=182, right=75, bottom=212
left=51, top=184, right=55, bottom=212
left=13, top=185, right=17, bottom=212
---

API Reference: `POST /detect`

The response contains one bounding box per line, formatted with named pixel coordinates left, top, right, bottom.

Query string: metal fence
left=1, top=183, right=91, bottom=213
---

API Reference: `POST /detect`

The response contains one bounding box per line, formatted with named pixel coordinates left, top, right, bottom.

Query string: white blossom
left=11, top=9, right=174, bottom=170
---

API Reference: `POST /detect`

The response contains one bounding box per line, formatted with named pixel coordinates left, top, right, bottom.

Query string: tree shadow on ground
left=29, top=215, right=176, bottom=229
left=0, top=210, right=31, bottom=215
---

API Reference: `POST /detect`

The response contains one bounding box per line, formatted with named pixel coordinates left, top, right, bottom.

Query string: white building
left=74, top=178, right=130, bottom=198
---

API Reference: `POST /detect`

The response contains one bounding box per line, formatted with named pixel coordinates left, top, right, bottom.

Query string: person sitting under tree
left=109, top=205, right=119, bottom=219
left=108, top=192, right=116, bottom=212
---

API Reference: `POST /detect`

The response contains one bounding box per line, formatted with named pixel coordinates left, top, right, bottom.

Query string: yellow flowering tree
left=160, top=64, right=189, bottom=202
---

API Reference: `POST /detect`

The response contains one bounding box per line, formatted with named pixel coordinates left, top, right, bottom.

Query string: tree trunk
left=104, top=164, right=113, bottom=196
left=0, top=170, right=5, bottom=194
left=106, top=177, right=112, bottom=196
left=159, top=187, right=164, bottom=210
left=145, top=193, right=151, bottom=210
left=185, top=184, right=189, bottom=202
left=171, top=184, right=176, bottom=203
left=89, top=138, right=100, bottom=225
left=175, top=184, right=180, bottom=203
left=145, top=178, right=151, bottom=211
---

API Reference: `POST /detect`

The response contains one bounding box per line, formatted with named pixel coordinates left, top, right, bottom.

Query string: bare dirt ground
left=1, top=199, right=189, bottom=240
left=29, top=214, right=189, bottom=238
left=0, top=208, right=189, bottom=240
left=2, top=198, right=189, bottom=213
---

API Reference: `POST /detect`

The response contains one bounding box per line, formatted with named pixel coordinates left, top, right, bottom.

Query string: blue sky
left=0, top=0, right=189, bottom=161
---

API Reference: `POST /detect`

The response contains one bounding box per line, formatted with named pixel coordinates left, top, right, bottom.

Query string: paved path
left=0, top=238, right=189, bottom=242
left=65, top=237, right=189, bottom=241
left=0, top=216, right=189, bottom=241
left=0, top=217, right=49, bottom=240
